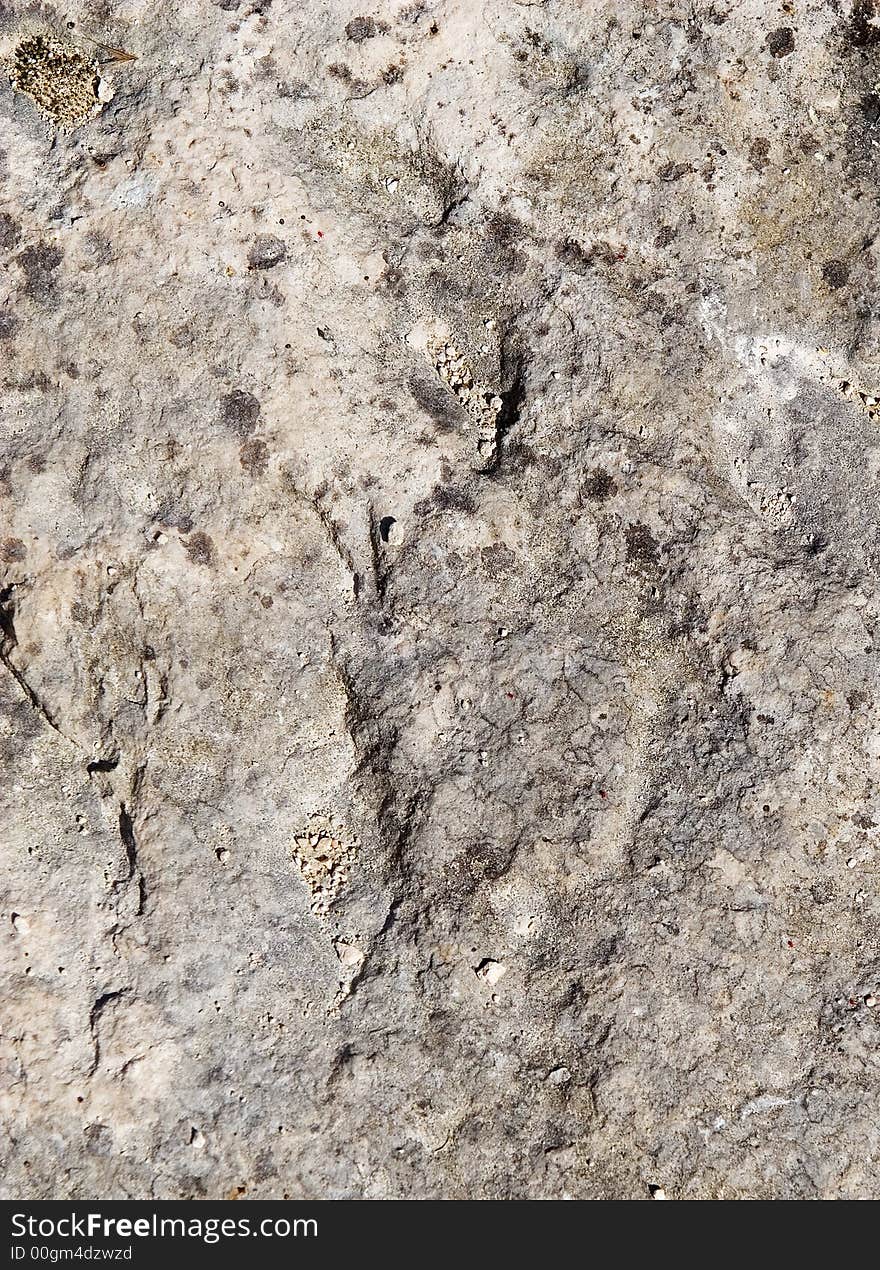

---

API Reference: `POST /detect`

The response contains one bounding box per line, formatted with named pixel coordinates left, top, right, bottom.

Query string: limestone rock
left=2, top=0, right=880, bottom=1200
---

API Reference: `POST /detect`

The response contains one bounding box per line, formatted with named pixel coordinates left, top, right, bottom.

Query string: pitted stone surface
left=2, top=0, right=880, bottom=1200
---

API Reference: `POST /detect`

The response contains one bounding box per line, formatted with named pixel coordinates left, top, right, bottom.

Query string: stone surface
left=2, top=0, right=880, bottom=1201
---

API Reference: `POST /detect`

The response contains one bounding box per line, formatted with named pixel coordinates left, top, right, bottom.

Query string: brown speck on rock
left=625, top=521, right=659, bottom=565
left=657, top=161, right=690, bottom=181
left=749, top=137, right=771, bottom=170
left=822, top=259, right=850, bottom=289
left=766, top=27, right=795, bottom=57
left=240, top=438, right=269, bottom=475
left=345, top=16, right=378, bottom=42
left=0, top=537, right=26, bottom=562
left=184, top=532, right=216, bottom=567
left=221, top=390, right=261, bottom=436
left=0, top=213, right=21, bottom=251
left=248, top=235, right=286, bottom=270
left=16, top=243, right=63, bottom=305
left=555, top=238, right=593, bottom=275
left=583, top=469, right=617, bottom=501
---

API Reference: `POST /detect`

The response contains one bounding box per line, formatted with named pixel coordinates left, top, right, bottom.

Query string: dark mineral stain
left=1, top=696, right=42, bottom=742
left=766, top=27, right=795, bottom=57
left=184, top=532, right=216, bottom=567
left=83, top=1124, right=113, bottom=1156
left=583, top=468, right=616, bottom=501
left=16, top=242, right=62, bottom=305
left=345, top=16, right=379, bottom=42
left=82, top=231, right=113, bottom=265
left=220, top=389, right=261, bottom=436
left=0, top=312, right=18, bottom=341
left=749, top=137, right=771, bottom=170
left=480, top=543, right=515, bottom=571
left=169, top=325, right=194, bottom=350
left=811, top=879, right=836, bottom=904
left=555, top=238, right=593, bottom=275
left=861, top=92, right=880, bottom=123
left=248, top=234, right=286, bottom=270
left=0, top=538, right=26, bottom=562
left=408, top=371, right=461, bottom=431
left=485, top=211, right=527, bottom=274
left=850, top=0, right=880, bottom=48
left=157, top=503, right=194, bottom=534
left=413, top=483, right=476, bottom=516
left=0, top=213, right=21, bottom=251
left=822, top=258, right=850, bottom=289
left=625, top=522, right=659, bottom=565
left=657, top=161, right=691, bottom=181
left=240, top=438, right=269, bottom=475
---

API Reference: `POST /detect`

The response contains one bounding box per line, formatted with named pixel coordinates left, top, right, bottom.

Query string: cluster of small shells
left=291, top=825, right=357, bottom=918
left=5, top=30, right=102, bottom=128
left=730, top=454, right=795, bottom=529
left=429, top=336, right=503, bottom=453
left=824, top=366, right=880, bottom=422
left=808, top=345, right=880, bottom=421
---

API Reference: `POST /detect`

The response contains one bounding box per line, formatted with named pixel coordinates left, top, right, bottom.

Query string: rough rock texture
left=2, top=0, right=880, bottom=1201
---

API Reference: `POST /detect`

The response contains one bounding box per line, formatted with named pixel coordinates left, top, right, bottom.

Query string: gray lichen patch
left=5, top=30, right=103, bottom=129
left=293, top=114, right=462, bottom=227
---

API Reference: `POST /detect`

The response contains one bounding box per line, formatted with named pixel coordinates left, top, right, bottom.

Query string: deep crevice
left=88, top=989, right=126, bottom=1075
left=482, top=346, right=527, bottom=475
left=87, top=756, right=119, bottom=774
left=0, top=585, right=76, bottom=746
left=117, top=801, right=146, bottom=915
